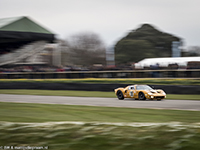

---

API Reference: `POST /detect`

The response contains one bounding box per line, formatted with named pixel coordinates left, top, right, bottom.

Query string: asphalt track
left=0, top=94, right=200, bottom=111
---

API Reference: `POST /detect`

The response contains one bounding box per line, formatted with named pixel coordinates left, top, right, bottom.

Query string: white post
left=52, top=42, right=61, bottom=66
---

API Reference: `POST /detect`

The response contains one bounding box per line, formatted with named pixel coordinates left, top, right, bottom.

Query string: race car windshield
left=136, top=85, right=153, bottom=90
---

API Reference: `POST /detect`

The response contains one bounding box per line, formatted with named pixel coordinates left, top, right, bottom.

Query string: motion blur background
left=0, top=0, right=200, bottom=78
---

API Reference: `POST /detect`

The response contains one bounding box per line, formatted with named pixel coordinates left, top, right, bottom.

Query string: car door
left=134, top=85, right=139, bottom=98
left=126, top=86, right=136, bottom=98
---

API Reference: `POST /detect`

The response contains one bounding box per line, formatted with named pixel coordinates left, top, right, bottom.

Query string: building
left=135, top=57, right=200, bottom=69
left=0, top=16, right=56, bottom=66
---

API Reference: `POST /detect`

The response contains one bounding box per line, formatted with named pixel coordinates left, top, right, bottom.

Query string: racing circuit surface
left=0, top=94, right=200, bottom=111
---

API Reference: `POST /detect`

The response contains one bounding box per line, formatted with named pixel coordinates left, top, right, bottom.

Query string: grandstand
left=0, top=16, right=55, bottom=66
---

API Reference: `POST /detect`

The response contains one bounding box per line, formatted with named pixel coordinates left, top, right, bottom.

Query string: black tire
left=117, top=90, right=124, bottom=100
left=139, top=92, right=146, bottom=100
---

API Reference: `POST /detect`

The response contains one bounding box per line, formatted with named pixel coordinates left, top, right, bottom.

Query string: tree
left=184, top=46, right=200, bottom=56
left=115, top=39, right=156, bottom=64
left=115, top=24, right=182, bottom=65
left=66, top=32, right=106, bottom=66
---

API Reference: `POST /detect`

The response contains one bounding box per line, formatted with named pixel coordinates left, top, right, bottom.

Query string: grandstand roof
left=0, top=16, right=53, bottom=34
left=0, top=16, right=55, bottom=51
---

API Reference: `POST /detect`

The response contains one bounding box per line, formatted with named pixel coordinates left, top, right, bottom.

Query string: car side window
left=129, top=86, right=135, bottom=90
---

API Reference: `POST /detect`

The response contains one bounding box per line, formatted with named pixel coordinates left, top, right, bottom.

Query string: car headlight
left=148, top=92, right=153, bottom=95
left=162, top=92, right=166, bottom=95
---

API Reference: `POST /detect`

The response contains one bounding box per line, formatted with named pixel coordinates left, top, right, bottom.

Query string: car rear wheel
left=117, top=90, right=124, bottom=100
left=139, top=92, right=146, bottom=100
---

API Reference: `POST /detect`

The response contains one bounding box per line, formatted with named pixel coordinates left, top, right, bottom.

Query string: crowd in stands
left=0, top=66, right=61, bottom=73
left=0, top=63, right=200, bottom=74
left=0, top=66, right=91, bottom=73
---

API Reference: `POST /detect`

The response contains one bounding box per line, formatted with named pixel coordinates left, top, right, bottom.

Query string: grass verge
left=0, top=89, right=200, bottom=100
left=0, top=102, right=200, bottom=123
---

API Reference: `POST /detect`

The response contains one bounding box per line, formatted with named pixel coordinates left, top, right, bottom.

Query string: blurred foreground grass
left=0, top=121, right=200, bottom=150
left=1, top=78, right=200, bottom=85
left=0, top=89, right=200, bottom=100
left=0, top=102, right=200, bottom=150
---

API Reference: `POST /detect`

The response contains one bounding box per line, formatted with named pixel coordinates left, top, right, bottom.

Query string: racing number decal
left=129, top=91, right=134, bottom=97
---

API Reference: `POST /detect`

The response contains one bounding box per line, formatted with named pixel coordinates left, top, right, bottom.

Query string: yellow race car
left=115, top=85, right=166, bottom=100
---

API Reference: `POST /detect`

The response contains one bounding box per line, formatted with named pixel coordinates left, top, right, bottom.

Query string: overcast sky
left=0, top=0, right=200, bottom=48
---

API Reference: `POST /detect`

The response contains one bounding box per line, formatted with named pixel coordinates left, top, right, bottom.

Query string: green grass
left=1, top=78, right=200, bottom=85
left=0, top=102, right=200, bottom=123
left=166, top=94, right=200, bottom=100
left=0, top=89, right=200, bottom=100
left=0, top=89, right=114, bottom=97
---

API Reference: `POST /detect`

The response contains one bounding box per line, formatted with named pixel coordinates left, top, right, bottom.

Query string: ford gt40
left=115, top=85, right=166, bottom=100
